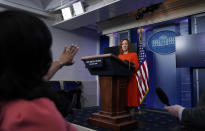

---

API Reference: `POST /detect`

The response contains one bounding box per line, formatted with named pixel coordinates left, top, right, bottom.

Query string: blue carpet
left=65, top=106, right=178, bottom=131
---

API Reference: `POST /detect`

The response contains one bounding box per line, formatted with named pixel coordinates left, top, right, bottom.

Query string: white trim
left=195, top=69, right=200, bottom=102
left=0, top=0, right=53, bottom=18
left=107, top=33, right=116, bottom=47
left=96, top=38, right=100, bottom=106
left=70, top=123, right=96, bottom=131
left=194, top=16, right=198, bottom=34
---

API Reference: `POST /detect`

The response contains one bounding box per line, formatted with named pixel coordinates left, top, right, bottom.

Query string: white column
left=107, top=33, right=116, bottom=47
left=96, top=38, right=100, bottom=106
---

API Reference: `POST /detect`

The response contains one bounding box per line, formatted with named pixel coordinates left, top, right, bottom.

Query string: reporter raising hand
left=59, top=44, right=79, bottom=66
left=44, top=44, right=79, bottom=81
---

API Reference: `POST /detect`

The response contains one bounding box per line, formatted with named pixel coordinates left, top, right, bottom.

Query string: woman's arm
left=43, top=44, right=79, bottom=81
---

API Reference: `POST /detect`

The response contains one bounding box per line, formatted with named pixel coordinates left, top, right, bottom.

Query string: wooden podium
left=81, top=54, right=138, bottom=131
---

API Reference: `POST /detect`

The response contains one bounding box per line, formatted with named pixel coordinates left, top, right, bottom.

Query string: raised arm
left=43, top=44, right=79, bottom=81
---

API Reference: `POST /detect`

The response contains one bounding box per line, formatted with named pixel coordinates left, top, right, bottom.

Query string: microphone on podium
left=155, top=87, right=170, bottom=106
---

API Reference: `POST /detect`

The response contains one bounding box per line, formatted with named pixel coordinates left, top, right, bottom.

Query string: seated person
left=0, top=10, right=78, bottom=131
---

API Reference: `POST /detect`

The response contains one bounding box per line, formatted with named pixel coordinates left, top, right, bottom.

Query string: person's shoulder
left=3, top=97, right=56, bottom=113
left=1, top=98, right=71, bottom=131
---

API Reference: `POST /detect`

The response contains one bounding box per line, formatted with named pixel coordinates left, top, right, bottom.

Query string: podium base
left=88, top=112, right=138, bottom=131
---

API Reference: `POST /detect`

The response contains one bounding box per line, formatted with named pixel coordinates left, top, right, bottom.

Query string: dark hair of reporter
left=0, top=11, right=68, bottom=116
left=119, top=38, right=132, bottom=54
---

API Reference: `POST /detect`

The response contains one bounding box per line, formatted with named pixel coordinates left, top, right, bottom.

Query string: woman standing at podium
left=118, top=39, right=140, bottom=115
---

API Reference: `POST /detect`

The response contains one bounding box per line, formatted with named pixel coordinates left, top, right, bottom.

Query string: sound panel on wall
left=176, top=32, right=205, bottom=67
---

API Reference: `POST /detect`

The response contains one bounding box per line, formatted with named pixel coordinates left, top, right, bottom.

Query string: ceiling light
left=61, top=7, right=73, bottom=20
left=72, top=1, right=84, bottom=16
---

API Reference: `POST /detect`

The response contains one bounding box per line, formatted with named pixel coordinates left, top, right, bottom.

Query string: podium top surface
left=81, top=54, right=135, bottom=76
left=82, top=53, right=114, bottom=59
left=81, top=53, right=128, bottom=66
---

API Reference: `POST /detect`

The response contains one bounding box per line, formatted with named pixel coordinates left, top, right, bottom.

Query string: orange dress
left=118, top=52, right=140, bottom=107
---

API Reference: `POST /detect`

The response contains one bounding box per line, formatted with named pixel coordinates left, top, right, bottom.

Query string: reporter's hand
left=164, top=105, right=183, bottom=118
left=58, top=44, right=79, bottom=66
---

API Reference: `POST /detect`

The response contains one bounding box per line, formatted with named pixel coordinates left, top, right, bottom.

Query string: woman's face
left=121, top=40, right=129, bottom=52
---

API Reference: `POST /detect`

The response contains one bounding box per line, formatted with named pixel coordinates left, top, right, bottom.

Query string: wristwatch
left=57, top=60, right=64, bottom=68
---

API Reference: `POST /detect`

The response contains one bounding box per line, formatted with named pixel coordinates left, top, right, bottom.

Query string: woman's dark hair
left=0, top=10, right=52, bottom=99
left=0, top=10, right=70, bottom=116
left=119, top=38, right=132, bottom=54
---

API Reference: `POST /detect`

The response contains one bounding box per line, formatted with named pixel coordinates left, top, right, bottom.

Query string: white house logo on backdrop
left=148, top=31, right=177, bottom=54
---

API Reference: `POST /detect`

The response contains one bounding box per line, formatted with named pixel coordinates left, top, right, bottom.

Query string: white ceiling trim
left=0, top=0, right=53, bottom=17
